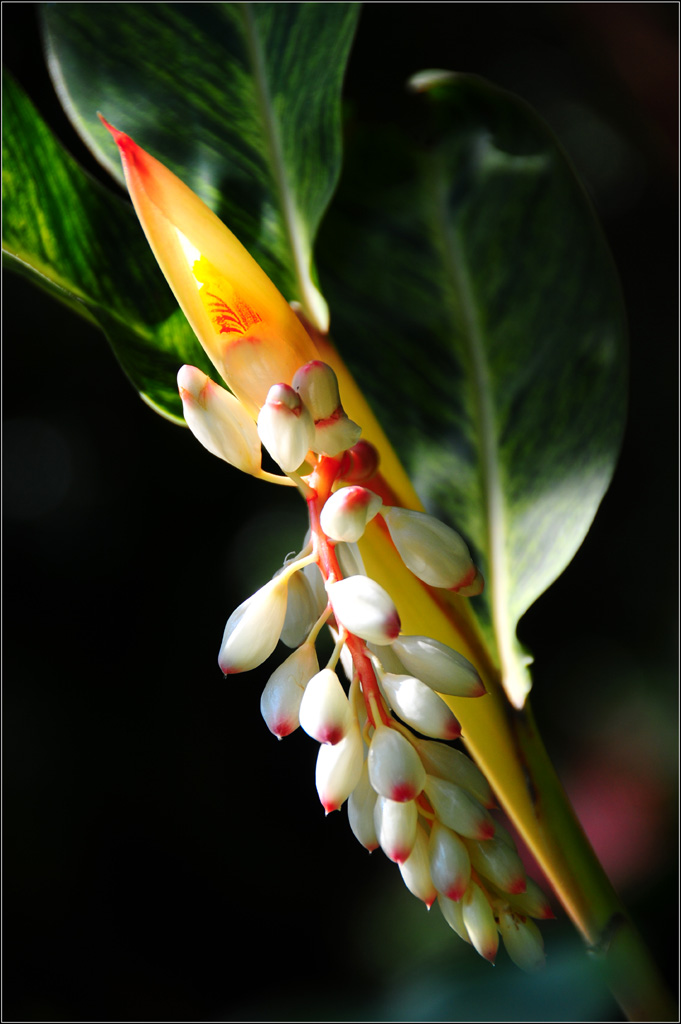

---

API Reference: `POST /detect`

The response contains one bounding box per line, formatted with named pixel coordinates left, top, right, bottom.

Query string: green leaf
left=2, top=69, right=211, bottom=422
left=42, top=1, right=360, bottom=331
left=318, top=73, right=628, bottom=706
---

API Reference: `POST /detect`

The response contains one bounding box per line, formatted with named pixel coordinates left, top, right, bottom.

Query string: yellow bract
left=101, top=117, right=317, bottom=414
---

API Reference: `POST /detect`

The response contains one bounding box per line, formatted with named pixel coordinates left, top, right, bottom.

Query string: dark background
left=3, top=3, right=678, bottom=1021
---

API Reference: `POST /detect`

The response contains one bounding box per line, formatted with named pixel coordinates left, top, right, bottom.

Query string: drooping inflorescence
left=178, top=357, right=552, bottom=971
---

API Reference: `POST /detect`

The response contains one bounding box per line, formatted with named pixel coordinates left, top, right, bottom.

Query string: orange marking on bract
left=206, top=292, right=263, bottom=335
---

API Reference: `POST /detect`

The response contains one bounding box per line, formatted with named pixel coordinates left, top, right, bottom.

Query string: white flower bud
left=398, top=824, right=437, bottom=908
left=257, top=383, right=315, bottom=472
left=437, top=893, right=471, bottom=944
left=457, top=568, right=485, bottom=597
left=292, top=360, right=361, bottom=456
left=292, top=360, right=341, bottom=420
left=424, top=775, right=495, bottom=840
left=279, top=568, right=325, bottom=648
left=368, top=725, right=426, bottom=802
left=320, top=486, right=382, bottom=543
left=315, top=720, right=364, bottom=814
left=299, top=668, right=352, bottom=745
left=462, top=882, right=499, bottom=963
left=218, top=576, right=288, bottom=675
left=178, top=365, right=261, bottom=475
left=428, top=820, right=471, bottom=901
left=348, top=758, right=378, bottom=851
left=392, top=635, right=485, bottom=698
left=328, top=577, right=400, bottom=646
left=379, top=672, right=461, bottom=740
left=498, top=910, right=546, bottom=972
left=373, top=796, right=418, bottom=864
left=506, top=878, right=555, bottom=920
left=382, top=507, right=482, bottom=593
left=412, top=737, right=495, bottom=809
left=465, top=837, right=527, bottom=895
left=260, top=642, right=319, bottom=738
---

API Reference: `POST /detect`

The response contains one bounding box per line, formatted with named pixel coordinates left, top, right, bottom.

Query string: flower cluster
left=179, top=357, right=551, bottom=971
left=101, top=118, right=549, bottom=972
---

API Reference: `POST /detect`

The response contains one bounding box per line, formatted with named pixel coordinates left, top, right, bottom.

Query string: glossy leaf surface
left=42, top=1, right=360, bottom=330
left=318, top=74, right=628, bottom=705
left=2, top=70, right=210, bottom=422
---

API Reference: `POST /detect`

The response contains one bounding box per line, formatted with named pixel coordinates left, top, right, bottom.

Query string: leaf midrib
left=430, top=162, right=515, bottom=686
left=239, top=2, right=312, bottom=315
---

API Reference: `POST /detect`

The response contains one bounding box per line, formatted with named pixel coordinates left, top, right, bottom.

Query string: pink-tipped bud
left=424, top=775, right=496, bottom=840
left=412, top=738, right=495, bottom=809
left=498, top=910, right=546, bottom=972
left=373, top=796, right=418, bottom=864
left=348, top=758, right=379, bottom=851
left=457, top=568, right=485, bottom=597
left=327, top=577, right=400, bottom=646
left=218, top=576, right=288, bottom=674
left=466, top=837, right=527, bottom=895
left=437, top=893, right=471, bottom=944
left=368, top=725, right=426, bottom=802
left=428, top=821, right=471, bottom=901
left=379, top=673, right=461, bottom=741
left=299, top=668, right=352, bottom=745
left=339, top=440, right=380, bottom=482
left=462, top=882, right=499, bottom=963
left=507, top=878, right=555, bottom=920
left=391, top=635, right=485, bottom=698
left=256, top=383, right=315, bottom=472
left=320, top=486, right=383, bottom=543
left=279, top=567, right=326, bottom=648
left=260, top=642, right=319, bottom=738
left=382, top=507, right=483, bottom=593
left=177, top=365, right=262, bottom=475
left=292, top=360, right=361, bottom=455
left=315, top=720, right=364, bottom=813
left=398, top=824, right=437, bottom=908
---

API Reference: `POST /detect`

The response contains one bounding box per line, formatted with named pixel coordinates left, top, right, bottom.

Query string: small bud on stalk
left=497, top=910, right=546, bottom=972
left=327, top=577, right=400, bottom=645
left=368, top=725, right=426, bottom=802
left=379, top=672, right=461, bottom=740
left=299, top=668, right=352, bottom=745
left=177, top=365, right=262, bottom=475
left=348, top=759, right=379, bottom=851
left=292, top=360, right=361, bottom=455
left=374, top=796, right=418, bottom=863
left=392, top=635, right=485, bottom=698
left=383, top=507, right=483, bottom=593
left=257, top=383, right=315, bottom=472
left=315, top=720, right=364, bottom=813
left=320, top=485, right=382, bottom=543
left=428, top=820, right=471, bottom=901
left=399, top=825, right=437, bottom=908
left=462, top=882, right=499, bottom=963
left=218, top=576, right=288, bottom=675
left=260, top=643, right=319, bottom=738
left=424, top=775, right=496, bottom=840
